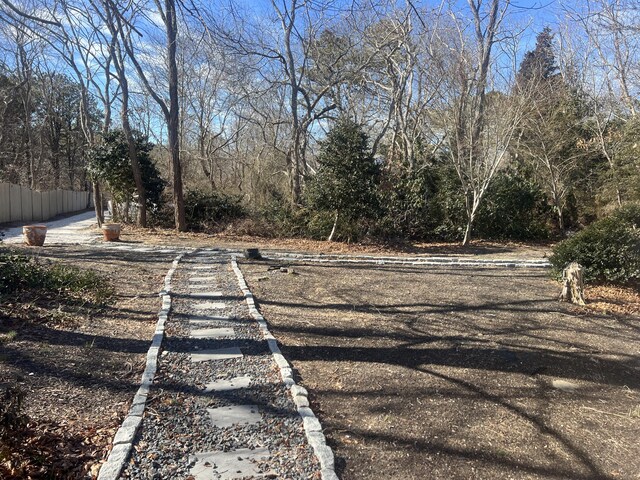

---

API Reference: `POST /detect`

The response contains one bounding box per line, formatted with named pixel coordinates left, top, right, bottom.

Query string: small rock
left=552, top=379, right=579, bottom=392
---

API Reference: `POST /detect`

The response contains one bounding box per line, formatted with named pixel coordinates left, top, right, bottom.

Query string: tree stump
left=244, top=248, right=262, bottom=260
left=560, top=262, right=586, bottom=306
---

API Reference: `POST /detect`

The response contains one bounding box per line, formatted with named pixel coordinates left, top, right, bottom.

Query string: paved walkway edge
left=97, top=253, right=184, bottom=480
left=231, top=257, right=339, bottom=480
left=264, top=252, right=550, bottom=268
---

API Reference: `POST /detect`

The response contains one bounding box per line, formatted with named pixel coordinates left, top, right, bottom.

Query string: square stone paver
left=189, top=448, right=270, bottom=480
left=189, top=315, right=235, bottom=325
left=207, top=405, right=262, bottom=428
left=188, top=291, right=224, bottom=299
left=189, top=276, right=217, bottom=282
left=193, top=302, right=227, bottom=311
left=189, top=283, right=218, bottom=290
left=204, top=375, right=252, bottom=393
left=190, top=327, right=235, bottom=339
left=190, top=347, right=243, bottom=362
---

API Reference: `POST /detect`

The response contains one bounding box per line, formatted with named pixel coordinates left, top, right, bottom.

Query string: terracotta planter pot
left=102, top=223, right=121, bottom=241
left=23, top=225, right=47, bottom=246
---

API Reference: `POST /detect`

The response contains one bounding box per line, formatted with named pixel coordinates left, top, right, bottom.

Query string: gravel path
left=116, top=250, right=325, bottom=479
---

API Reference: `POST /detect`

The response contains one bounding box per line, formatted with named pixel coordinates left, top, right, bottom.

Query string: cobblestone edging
left=231, top=257, right=339, bottom=480
left=97, top=253, right=184, bottom=480
left=264, top=252, right=551, bottom=268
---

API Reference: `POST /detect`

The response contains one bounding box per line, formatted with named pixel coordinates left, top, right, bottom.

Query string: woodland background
left=0, top=0, right=638, bottom=246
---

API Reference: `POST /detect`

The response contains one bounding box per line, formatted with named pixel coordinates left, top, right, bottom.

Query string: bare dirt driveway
left=241, top=260, right=640, bottom=480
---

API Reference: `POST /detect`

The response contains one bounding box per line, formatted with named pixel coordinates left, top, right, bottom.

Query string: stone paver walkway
left=105, top=250, right=332, bottom=480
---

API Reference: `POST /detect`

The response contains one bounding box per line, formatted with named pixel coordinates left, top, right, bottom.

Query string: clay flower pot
left=102, top=223, right=121, bottom=241
left=23, top=225, right=47, bottom=246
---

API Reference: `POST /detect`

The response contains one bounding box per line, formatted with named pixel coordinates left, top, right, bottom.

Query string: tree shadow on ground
left=275, top=320, right=631, bottom=479
left=245, top=260, right=640, bottom=480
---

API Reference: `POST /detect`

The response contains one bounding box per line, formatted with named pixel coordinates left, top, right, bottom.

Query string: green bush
left=184, top=190, right=246, bottom=232
left=0, top=252, right=112, bottom=302
left=88, top=129, right=165, bottom=214
left=374, top=163, right=466, bottom=241
left=375, top=166, right=436, bottom=240
left=475, top=171, right=552, bottom=240
left=305, top=119, right=380, bottom=241
left=549, top=204, right=640, bottom=283
left=259, top=193, right=306, bottom=237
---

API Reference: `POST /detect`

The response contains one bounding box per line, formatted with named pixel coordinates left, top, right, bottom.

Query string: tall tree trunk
left=462, top=220, right=473, bottom=246
left=165, top=0, right=186, bottom=231
left=17, top=41, right=35, bottom=189
left=462, top=191, right=481, bottom=246
left=121, top=94, right=147, bottom=227
left=327, top=210, right=339, bottom=242
left=107, top=5, right=147, bottom=227
left=462, top=208, right=475, bottom=246
left=280, top=0, right=303, bottom=206
left=93, top=182, right=104, bottom=226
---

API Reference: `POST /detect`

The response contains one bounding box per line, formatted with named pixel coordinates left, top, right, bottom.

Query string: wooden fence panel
left=20, top=186, right=32, bottom=222
left=10, top=184, right=21, bottom=222
left=0, top=183, right=90, bottom=224
left=0, top=183, right=10, bottom=223
left=32, top=191, right=43, bottom=222
left=41, top=191, right=51, bottom=221
left=55, top=190, right=63, bottom=216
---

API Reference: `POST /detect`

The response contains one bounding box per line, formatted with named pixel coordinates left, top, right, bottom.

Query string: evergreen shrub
left=550, top=204, right=640, bottom=283
left=184, top=190, right=246, bottom=232
left=475, top=171, right=552, bottom=240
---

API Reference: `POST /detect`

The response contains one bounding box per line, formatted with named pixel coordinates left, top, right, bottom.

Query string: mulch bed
left=0, top=245, right=175, bottom=479
left=118, top=225, right=553, bottom=260
left=240, top=260, right=640, bottom=480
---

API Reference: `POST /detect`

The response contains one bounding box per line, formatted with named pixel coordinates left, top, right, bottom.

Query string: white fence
left=0, top=182, right=93, bottom=224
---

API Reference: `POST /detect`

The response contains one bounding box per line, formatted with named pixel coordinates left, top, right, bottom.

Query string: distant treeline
left=0, top=1, right=637, bottom=241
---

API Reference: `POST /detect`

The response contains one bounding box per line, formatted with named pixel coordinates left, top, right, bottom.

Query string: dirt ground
left=241, top=260, right=640, bottom=480
left=0, top=245, right=174, bottom=478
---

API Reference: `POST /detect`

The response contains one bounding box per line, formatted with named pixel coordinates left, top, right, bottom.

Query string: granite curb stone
left=97, top=253, right=183, bottom=480
left=230, top=257, right=339, bottom=480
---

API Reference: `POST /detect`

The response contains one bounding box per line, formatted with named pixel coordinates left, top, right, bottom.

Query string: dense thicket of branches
left=0, top=0, right=638, bottom=241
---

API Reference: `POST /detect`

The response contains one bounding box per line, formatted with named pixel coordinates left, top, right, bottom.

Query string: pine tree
left=306, top=119, right=380, bottom=241
left=517, top=27, right=558, bottom=83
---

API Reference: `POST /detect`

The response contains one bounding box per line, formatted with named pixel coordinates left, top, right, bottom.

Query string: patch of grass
left=0, top=331, right=17, bottom=343
left=0, top=250, right=114, bottom=328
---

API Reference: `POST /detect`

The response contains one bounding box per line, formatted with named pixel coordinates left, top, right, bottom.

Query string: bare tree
left=0, top=0, right=121, bottom=224
left=578, top=0, right=640, bottom=117
left=213, top=0, right=360, bottom=204
left=115, top=0, right=186, bottom=230
left=562, top=0, right=640, bottom=207
left=517, top=88, right=585, bottom=229
left=436, top=0, right=525, bottom=245
left=178, top=29, right=242, bottom=191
